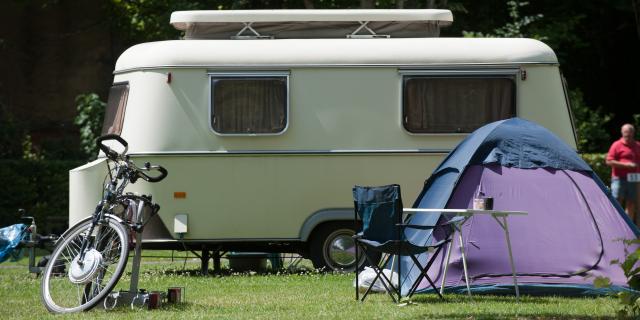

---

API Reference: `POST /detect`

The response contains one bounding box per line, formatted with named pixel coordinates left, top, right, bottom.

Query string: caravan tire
left=309, top=222, right=379, bottom=272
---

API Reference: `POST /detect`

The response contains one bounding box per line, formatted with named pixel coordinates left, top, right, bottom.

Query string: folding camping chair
left=353, top=184, right=460, bottom=303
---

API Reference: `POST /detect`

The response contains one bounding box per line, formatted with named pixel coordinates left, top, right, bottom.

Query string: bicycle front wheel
left=41, top=217, right=129, bottom=313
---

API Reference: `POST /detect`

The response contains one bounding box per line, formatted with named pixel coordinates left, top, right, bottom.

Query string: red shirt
left=607, top=138, right=640, bottom=178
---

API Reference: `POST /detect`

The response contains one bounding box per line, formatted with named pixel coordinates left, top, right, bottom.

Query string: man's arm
left=606, top=158, right=638, bottom=169
left=605, top=141, right=637, bottom=169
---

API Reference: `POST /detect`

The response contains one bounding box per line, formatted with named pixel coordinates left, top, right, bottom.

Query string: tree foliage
left=74, top=93, right=106, bottom=160
left=462, top=1, right=544, bottom=39
left=569, top=89, right=612, bottom=153
left=0, top=103, right=24, bottom=159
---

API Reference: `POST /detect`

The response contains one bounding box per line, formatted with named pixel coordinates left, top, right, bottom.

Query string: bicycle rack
left=100, top=200, right=184, bottom=310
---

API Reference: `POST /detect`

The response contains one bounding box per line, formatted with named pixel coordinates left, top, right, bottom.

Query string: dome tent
left=402, top=117, right=639, bottom=296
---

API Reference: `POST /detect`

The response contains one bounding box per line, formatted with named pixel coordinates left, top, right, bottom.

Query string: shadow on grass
left=100, top=301, right=196, bottom=314
left=132, top=266, right=320, bottom=277
left=415, top=313, right=615, bottom=320
left=395, top=295, right=617, bottom=320
left=408, top=294, right=608, bottom=305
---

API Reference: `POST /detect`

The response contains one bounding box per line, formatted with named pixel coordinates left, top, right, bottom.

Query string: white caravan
left=69, top=9, right=576, bottom=271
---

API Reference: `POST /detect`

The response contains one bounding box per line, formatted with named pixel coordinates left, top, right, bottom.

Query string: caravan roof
left=114, top=38, right=558, bottom=73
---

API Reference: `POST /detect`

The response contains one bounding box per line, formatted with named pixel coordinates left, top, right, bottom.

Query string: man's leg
left=620, top=179, right=636, bottom=224
left=631, top=181, right=639, bottom=225
left=612, top=179, right=626, bottom=211
left=626, top=199, right=636, bottom=225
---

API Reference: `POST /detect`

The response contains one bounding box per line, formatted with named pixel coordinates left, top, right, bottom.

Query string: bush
left=0, top=104, right=24, bottom=159
left=580, top=153, right=610, bottom=186
left=570, top=89, right=612, bottom=153
left=594, top=239, right=640, bottom=319
left=74, top=93, right=105, bottom=160
left=0, top=159, right=82, bottom=235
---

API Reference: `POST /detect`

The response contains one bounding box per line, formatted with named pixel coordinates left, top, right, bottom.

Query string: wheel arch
left=299, top=208, right=355, bottom=242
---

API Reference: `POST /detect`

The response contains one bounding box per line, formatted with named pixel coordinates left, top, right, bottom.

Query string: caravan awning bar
left=171, top=9, right=453, bottom=28
left=347, top=21, right=390, bottom=38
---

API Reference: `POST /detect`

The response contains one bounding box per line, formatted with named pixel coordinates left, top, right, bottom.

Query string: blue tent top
left=413, top=117, right=592, bottom=209
left=435, top=117, right=590, bottom=175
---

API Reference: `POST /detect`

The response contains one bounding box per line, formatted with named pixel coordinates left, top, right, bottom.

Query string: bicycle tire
left=40, top=216, right=129, bottom=313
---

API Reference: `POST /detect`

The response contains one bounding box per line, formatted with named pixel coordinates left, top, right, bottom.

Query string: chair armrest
left=440, top=216, right=465, bottom=226
left=396, top=223, right=436, bottom=230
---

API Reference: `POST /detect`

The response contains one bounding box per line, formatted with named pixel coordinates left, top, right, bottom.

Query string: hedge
left=580, top=153, right=610, bottom=186
left=0, top=159, right=82, bottom=235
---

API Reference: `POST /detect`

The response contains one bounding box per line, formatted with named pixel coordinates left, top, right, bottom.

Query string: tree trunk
left=360, top=0, right=375, bottom=9
left=396, top=0, right=405, bottom=9
left=633, top=0, right=640, bottom=40
left=426, top=0, right=436, bottom=9
left=440, top=0, right=448, bottom=8
left=303, top=0, right=314, bottom=9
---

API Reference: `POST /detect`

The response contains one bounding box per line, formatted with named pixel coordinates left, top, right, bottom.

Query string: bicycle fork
left=77, top=203, right=106, bottom=264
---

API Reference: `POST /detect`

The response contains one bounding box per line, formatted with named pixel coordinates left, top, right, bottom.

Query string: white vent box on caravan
left=174, top=214, right=188, bottom=234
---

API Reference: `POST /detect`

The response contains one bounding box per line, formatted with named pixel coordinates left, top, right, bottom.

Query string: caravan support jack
left=199, top=247, right=222, bottom=275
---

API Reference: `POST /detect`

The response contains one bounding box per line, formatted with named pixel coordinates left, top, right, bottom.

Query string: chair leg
left=408, top=255, right=443, bottom=299
left=361, top=253, right=398, bottom=303
left=355, top=240, right=359, bottom=301
left=407, top=246, right=446, bottom=299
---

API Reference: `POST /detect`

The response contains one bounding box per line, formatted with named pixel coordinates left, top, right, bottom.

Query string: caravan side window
left=402, top=76, right=516, bottom=134
left=210, top=73, right=288, bottom=135
left=101, top=82, right=129, bottom=135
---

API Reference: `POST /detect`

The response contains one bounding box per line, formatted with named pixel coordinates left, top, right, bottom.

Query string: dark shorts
left=611, top=178, right=638, bottom=201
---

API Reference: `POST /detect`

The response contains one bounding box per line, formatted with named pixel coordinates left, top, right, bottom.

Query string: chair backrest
left=353, top=184, right=403, bottom=243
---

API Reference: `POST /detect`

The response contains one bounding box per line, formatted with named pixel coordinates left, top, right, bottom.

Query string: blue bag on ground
left=0, top=224, right=27, bottom=263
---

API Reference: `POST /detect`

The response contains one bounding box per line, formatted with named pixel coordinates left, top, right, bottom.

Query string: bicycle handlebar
left=137, top=165, right=168, bottom=183
left=96, top=134, right=128, bottom=160
left=96, top=134, right=167, bottom=184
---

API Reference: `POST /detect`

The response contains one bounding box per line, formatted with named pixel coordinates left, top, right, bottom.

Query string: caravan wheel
left=309, top=222, right=379, bottom=272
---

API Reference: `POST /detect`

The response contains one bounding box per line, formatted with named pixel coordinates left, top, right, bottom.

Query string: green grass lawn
left=0, top=251, right=620, bottom=319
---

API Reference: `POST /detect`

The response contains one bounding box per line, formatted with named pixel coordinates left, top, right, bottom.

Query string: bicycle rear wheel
left=41, top=217, right=129, bottom=313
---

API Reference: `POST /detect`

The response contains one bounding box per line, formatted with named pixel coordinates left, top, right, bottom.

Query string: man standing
left=606, top=124, right=639, bottom=223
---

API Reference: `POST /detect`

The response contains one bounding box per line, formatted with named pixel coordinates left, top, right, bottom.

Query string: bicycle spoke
left=76, top=284, right=82, bottom=305
left=96, top=227, right=116, bottom=244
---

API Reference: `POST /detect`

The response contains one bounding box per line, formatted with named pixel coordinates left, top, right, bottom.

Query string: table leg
left=458, top=229, right=472, bottom=296
left=501, top=216, right=520, bottom=300
left=439, top=239, right=454, bottom=295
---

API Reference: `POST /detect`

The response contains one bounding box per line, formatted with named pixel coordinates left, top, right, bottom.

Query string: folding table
left=403, top=208, right=527, bottom=299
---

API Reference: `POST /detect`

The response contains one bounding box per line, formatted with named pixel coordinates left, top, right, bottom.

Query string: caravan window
left=402, top=76, right=516, bottom=134
left=210, top=74, right=288, bottom=135
left=101, top=82, right=129, bottom=135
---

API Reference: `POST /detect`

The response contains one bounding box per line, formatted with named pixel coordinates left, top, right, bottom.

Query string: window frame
left=101, top=81, right=130, bottom=136
left=208, top=71, right=290, bottom=136
left=399, top=69, right=519, bottom=135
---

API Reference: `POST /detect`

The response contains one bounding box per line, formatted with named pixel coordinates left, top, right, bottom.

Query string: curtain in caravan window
left=101, top=83, right=129, bottom=135
left=211, top=78, right=287, bottom=134
left=403, top=77, right=515, bottom=133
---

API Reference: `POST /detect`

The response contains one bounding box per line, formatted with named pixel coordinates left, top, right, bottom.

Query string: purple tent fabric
left=416, top=164, right=634, bottom=292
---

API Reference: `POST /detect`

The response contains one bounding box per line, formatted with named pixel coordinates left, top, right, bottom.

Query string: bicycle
left=40, top=134, right=167, bottom=313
